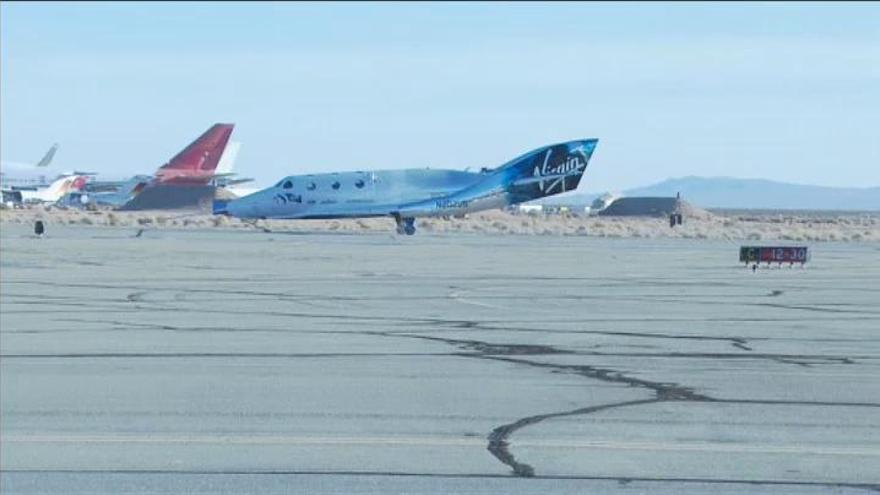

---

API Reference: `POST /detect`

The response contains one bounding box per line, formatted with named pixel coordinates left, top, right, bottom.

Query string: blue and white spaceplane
left=214, top=139, right=597, bottom=235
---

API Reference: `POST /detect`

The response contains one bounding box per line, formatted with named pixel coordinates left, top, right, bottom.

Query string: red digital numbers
left=741, top=246, right=809, bottom=265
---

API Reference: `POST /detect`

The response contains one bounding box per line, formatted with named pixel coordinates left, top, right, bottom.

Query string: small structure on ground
left=597, top=194, right=711, bottom=224
left=599, top=197, right=681, bottom=217
left=516, top=204, right=543, bottom=215
left=590, top=192, right=620, bottom=215
left=598, top=196, right=681, bottom=217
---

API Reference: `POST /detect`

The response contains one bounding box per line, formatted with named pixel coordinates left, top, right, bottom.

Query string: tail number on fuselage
left=435, top=198, right=470, bottom=209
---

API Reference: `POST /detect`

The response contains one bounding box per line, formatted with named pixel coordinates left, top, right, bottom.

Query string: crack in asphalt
left=485, top=399, right=661, bottom=477
left=6, top=280, right=880, bottom=316
left=125, top=292, right=146, bottom=303
left=9, top=320, right=872, bottom=367
left=3, top=469, right=879, bottom=490
left=369, top=332, right=864, bottom=367
left=365, top=332, right=877, bottom=479
left=4, top=280, right=879, bottom=483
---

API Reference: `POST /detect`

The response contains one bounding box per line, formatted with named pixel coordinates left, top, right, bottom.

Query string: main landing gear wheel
left=404, top=219, right=416, bottom=235
left=393, top=214, right=417, bottom=235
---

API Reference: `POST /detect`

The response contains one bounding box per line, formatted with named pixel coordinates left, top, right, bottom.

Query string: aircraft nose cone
left=226, top=196, right=259, bottom=218
left=227, top=199, right=246, bottom=217
left=212, top=199, right=230, bottom=215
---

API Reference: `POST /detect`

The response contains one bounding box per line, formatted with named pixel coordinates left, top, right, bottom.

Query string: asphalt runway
left=1, top=225, right=878, bottom=493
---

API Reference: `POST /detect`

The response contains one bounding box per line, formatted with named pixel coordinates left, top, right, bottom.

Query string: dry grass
left=1, top=207, right=877, bottom=242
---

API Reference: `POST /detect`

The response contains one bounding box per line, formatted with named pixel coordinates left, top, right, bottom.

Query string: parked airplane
left=1, top=144, right=90, bottom=205
left=115, top=123, right=239, bottom=210
left=3, top=175, right=88, bottom=205
left=151, top=123, right=235, bottom=186
left=214, top=139, right=598, bottom=234
left=58, top=123, right=237, bottom=209
left=59, top=175, right=152, bottom=208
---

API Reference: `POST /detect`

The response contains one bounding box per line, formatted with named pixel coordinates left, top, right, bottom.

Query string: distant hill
left=540, top=177, right=880, bottom=211
left=625, top=177, right=880, bottom=210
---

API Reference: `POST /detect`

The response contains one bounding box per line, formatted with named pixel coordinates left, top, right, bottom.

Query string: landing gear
left=244, top=218, right=272, bottom=233
left=393, top=214, right=416, bottom=235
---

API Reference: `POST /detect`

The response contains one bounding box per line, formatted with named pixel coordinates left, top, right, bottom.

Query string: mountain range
left=545, top=176, right=880, bottom=211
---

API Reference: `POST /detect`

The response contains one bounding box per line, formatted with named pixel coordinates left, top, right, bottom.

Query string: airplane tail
left=215, top=141, right=241, bottom=176
left=155, top=123, right=234, bottom=183
left=44, top=175, right=86, bottom=201
left=503, top=139, right=598, bottom=202
left=123, top=175, right=151, bottom=197
left=35, top=144, right=59, bottom=167
left=394, top=139, right=598, bottom=218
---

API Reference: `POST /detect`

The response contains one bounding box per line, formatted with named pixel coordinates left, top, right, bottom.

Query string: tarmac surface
left=1, top=225, right=879, bottom=493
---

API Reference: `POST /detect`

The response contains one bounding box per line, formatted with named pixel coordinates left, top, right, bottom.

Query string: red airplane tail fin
left=155, top=123, right=235, bottom=184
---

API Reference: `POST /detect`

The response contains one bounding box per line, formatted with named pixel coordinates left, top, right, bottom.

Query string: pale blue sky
left=2, top=2, right=878, bottom=190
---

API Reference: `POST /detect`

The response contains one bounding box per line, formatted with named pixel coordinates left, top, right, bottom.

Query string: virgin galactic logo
left=533, top=149, right=586, bottom=194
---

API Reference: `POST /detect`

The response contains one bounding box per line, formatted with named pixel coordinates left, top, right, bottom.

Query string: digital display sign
left=740, top=246, right=810, bottom=265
